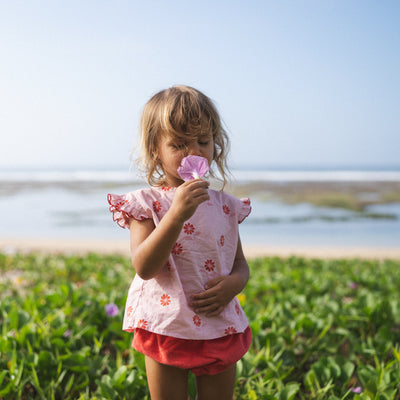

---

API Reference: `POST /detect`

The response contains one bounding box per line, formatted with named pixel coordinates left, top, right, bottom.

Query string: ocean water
left=1, top=167, right=400, bottom=248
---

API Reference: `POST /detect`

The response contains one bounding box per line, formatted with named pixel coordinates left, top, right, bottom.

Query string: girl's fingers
left=176, top=180, right=209, bottom=201
left=180, top=178, right=208, bottom=187
left=193, top=303, right=223, bottom=316
left=171, top=179, right=210, bottom=221
left=186, top=188, right=209, bottom=200
left=190, top=294, right=217, bottom=307
left=185, top=178, right=209, bottom=186
left=190, top=292, right=225, bottom=315
left=191, top=288, right=218, bottom=301
left=205, top=306, right=224, bottom=317
left=184, top=179, right=210, bottom=193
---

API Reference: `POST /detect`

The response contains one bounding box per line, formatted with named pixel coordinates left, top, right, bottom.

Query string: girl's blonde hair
left=134, top=85, right=230, bottom=188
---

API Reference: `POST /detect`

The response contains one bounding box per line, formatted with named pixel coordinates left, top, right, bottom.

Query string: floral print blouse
left=108, top=186, right=251, bottom=340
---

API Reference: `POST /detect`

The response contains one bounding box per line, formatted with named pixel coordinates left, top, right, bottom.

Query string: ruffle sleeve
left=238, top=197, right=251, bottom=224
left=107, top=193, right=152, bottom=229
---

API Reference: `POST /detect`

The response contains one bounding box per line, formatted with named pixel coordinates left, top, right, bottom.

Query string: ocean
left=1, top=166, right=400, bottom=248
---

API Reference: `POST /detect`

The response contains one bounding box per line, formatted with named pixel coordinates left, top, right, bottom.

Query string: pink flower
left=160, top=294, right=171, bottom=306
left=153, top=201, right=162, bottom=212
left=105, top=303, right=119, bottom=317
left=137, top=319, right=148, bottom=329
left=349, top=282, right=358, bottom=290
left=204, top=259, right=215, bottom=272
left=224, top=326, right=237, bottom=335
left=222, top=205, right=230, bottom=215
left=177, top=155, right=209, bottom=181
left=183, top=223, right=195, bottom=235
left=351, top=387, right=362, bottom=393
left=172, top=242, right=183, bottom=255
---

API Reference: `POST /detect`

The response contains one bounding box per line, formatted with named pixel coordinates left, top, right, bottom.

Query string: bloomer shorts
left=132, top=326, right=252, bottom=376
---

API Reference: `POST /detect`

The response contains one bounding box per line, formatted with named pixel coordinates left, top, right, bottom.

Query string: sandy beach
left=1, top=237, right=399, bottom=260
left=1, top=177, right=399, bottom=261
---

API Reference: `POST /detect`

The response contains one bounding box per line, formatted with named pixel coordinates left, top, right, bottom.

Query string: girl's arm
left=129, top=179, right=210, bottom=280
left=190, top=235, right=249, bottom=317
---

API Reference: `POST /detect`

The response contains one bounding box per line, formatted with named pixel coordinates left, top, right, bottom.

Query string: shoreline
left=1, top=237, right=399, bottom=260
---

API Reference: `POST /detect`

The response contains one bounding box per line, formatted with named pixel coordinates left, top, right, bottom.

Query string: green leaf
left=60, top=353, right=89, bottom=372
left=279, top=383, right=300, bottom=400
left=113, top=366, right=127, bottom=386
left=0, top=370, right=9, bottom=388
left=64, top=373, right=75, bottom=394
left=0, top=381, right=13, bottom=397
left=133, top=351, right=146, bottom=373
left=13, top=359, right=24, bottom=386
left=96, top=376, right=119, bottom=400
left=26, top=353, right=38, bottom=367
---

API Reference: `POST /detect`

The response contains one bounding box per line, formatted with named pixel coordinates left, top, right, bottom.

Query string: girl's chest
left=152, top=193, right=237, bottom=234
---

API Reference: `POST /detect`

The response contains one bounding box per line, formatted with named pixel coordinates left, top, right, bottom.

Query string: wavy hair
left=133, top=85, right=230, bottom=188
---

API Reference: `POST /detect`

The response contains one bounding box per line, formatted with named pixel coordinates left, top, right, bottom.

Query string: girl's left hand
left=189, top=276, right=237, bottom=317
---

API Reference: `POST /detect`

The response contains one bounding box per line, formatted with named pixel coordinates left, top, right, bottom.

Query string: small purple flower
left=105, top=303, right=119, bottom=317
left=63, top=329, right=71, bottom=338
left=349, top=282, right=358, bottom=290
left=351, top=387, right=362, bottom=393
left=177, top=155, right=209, bottom=181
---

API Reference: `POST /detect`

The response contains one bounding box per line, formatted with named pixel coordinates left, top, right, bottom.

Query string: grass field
left=1, top=252, right=400, bottom=399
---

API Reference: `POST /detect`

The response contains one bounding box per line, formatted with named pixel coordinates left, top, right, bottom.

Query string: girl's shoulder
left=107, top=186, right=175, bottom=228
left=208, top=189, right=251, bottom=223
left=208, top=188, right=249, bottom=204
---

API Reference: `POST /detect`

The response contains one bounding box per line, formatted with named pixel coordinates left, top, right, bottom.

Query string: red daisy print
left=114, top=199, right=128, bottom=211
left=235, top=303, right=240, bottom=315
left=153, top=201, right=162, bottom=212
left=137, top=319, right=148, bottom=329
left=126, top=306, right=133, bottom=317
left=225, top=326, right=237, bottom=335
left=222, top=205, right=230, bottom=215
left=193, top=315, right=201, bottom=327
left=172, top=242, right=183, bottom=255
left=161, top=186, right=172, bottom=191
left=204, top=259, right=215, bottom=272
left=160, top=294, right=171, bottom=307
left=220, top=235, right=225, bottom=246
left=183, top=222, right=195, bottom=235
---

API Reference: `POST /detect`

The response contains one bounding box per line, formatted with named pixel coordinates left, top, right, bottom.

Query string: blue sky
left=0, top=0, right=399, bottom=170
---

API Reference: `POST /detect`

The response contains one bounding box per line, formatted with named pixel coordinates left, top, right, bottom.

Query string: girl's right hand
left=169, top=179, right=210, bottom=223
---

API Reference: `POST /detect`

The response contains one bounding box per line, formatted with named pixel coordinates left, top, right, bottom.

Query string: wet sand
left=1, top=237, right=399, bottom=260
left=226, top=180, right=400, bottom=212
left=1, top=180, right=399, bottom=260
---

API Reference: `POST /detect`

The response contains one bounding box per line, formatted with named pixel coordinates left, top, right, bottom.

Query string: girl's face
left=157, top=132, right=214, bottom=187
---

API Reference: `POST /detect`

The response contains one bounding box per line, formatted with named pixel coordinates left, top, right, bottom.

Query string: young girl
left=108, top=85, right=251, bottom=400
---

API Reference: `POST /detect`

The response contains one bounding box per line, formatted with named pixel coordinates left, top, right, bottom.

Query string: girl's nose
left=187, top=142, right=201, bottom=156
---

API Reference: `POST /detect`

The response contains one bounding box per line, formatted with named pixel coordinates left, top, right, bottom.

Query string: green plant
left=1, top=253, right=399, bottom=399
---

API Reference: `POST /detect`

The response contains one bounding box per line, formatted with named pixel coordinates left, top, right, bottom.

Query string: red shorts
left=132, top=326, right=252, bottom=376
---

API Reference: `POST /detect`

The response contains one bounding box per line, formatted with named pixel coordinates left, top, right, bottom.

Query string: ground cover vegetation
left=0, top=252, right=399, bottom=399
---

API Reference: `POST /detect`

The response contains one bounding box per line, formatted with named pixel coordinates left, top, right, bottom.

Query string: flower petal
left=177, top=155, right=209, bottom=181
left=105, top=303, right=119, bottom=317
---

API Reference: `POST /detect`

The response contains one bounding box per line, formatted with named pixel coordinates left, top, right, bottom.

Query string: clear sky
left=1, top=0, right=399, bottom=170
